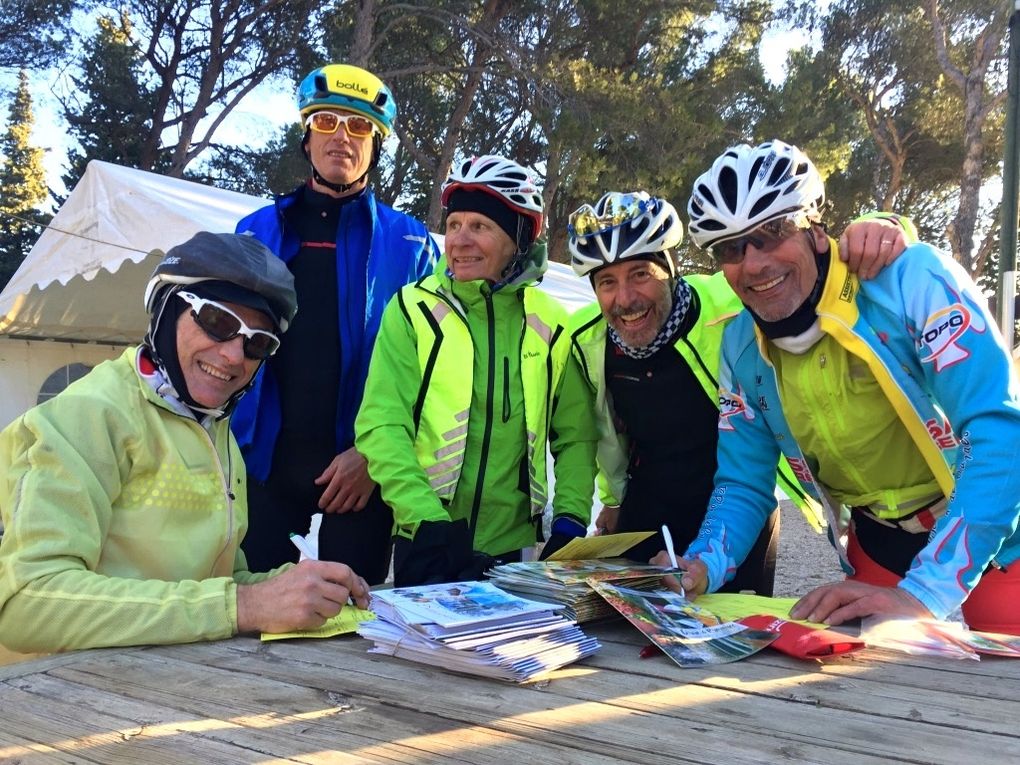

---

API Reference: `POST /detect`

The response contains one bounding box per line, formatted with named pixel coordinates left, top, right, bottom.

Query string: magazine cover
left=589, top=580, right=777, bottom=666
left=372, top=580, right=558, bottom=629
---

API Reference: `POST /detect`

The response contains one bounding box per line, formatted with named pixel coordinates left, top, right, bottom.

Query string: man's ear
left=300, top=130, right=311, bottom=163
left=810, top=224, right=828, bottom=252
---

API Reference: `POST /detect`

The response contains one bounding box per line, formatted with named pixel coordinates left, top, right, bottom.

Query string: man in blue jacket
left=233, top=64, right=438, bottom=583
left=672, top=140, right=1020, bottom=634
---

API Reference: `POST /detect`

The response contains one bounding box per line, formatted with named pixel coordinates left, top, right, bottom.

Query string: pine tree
left=62, top=12, right=163, bottom=193
left=0, top=70, right=50, bottom=291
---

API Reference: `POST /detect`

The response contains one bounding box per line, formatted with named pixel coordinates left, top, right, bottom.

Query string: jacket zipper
left=502, top=356, right=511, bottom=423
left=468, top=290, right=497, bottom=536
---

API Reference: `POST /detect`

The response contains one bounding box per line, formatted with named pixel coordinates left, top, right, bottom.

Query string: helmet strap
left=143, top=286, right=259, bottom=421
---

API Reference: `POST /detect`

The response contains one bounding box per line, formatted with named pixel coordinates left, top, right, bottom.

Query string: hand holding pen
left=235, top=536, right=370, bottom=634
left=649, top=524, right=710, bottom=600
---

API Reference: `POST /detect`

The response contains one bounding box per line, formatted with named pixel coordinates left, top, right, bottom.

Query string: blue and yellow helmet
left=296, top=64, right=396, bottom=137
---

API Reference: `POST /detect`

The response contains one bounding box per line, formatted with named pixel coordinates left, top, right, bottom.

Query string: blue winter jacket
left=686, top=240, right=1020, bottom=620
left=231, top=185, right=438, bottom=480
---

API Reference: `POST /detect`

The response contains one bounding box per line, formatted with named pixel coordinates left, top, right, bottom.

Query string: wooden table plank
left=43, top=650, right=629, bottom=765
left=172, top=638, right=938, bottom=765
left=2, top=622, right=1019, bottom=765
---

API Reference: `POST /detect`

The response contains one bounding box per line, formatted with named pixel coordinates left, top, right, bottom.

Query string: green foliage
left=779, top=0, right=1008, bottom=275
left=42, top=0, right=1010, bottom=284
left=0, top=72, right=51, bottom=290
left=59, top=0, right=322, bottom=188
left=0, top=1, right=83, bottom=71
left=62, top=12, right=166, bottom=194
left=199, top=125, right=308, bottom=198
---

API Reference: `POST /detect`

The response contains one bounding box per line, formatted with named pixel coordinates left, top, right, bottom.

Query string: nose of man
left=219, top=335, right=247, bottom=365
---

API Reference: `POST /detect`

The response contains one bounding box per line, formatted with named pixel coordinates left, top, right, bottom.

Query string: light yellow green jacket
left=0, top=348, right=276, bottom=653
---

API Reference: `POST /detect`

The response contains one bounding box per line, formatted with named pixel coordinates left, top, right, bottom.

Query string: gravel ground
left=773, top=499, right=843, bottom=597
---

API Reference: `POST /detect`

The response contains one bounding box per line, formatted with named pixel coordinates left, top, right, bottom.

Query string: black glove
left=392, top=519, right=476, bottom=587
left=539, top=516, right=588, bottom=561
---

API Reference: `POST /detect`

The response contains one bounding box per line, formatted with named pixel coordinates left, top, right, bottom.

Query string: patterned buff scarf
left=607, top=277, right=692, bottom=359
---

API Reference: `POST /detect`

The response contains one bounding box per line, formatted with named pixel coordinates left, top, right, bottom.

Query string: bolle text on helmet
left=334, top=78, right=370, bottom=96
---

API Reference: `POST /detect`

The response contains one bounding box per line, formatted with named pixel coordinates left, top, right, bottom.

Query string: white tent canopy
left=0, top=160, right=593, bottom=427
left=0, top=161, right=267, bottom=344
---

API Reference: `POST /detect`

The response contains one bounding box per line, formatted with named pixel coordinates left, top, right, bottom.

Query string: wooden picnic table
left=1, top=620, right=1017, bottom=764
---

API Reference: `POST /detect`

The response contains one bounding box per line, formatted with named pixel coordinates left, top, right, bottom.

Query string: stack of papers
left=487, top=559, right=666, bottom=622
left=358, top=580, right=600, bottom=682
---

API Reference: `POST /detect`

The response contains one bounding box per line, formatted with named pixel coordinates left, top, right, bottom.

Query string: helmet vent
left=768, top=157, right=791, bottom=185
left=749, top=190, right=780, bottom=218
left=718, top=166, right=738, bottom=212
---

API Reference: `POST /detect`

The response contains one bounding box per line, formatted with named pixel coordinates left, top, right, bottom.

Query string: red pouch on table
left=738, top=615, right=865, bottom=659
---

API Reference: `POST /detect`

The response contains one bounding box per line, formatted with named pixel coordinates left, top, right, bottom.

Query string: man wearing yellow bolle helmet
left=233, top=63, right=439, bottom=583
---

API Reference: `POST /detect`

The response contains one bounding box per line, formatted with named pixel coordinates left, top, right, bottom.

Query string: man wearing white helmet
left=0, top=232, right=370, bottom=654
left=673, top=140, right=1020, bottom=633
left=356, top=155, right=598, bottom=585
left=233, top=64, right=439, bottom=583
left=568, top=192, right=908, bottom=595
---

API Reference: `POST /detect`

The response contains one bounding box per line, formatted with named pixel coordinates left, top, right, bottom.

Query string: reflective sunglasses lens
left=605, top=193, right=642, bottom=223
left=345, top=116, right=374, bottom=137
left=194, top=303, right=242, bottom=342
left=243, top=332, right=280, bottom=360
left=711, top=240, right=746, bottom=264
left=309, top=112, right=339, bottom=133
left=308, top=112, right=374, bottom=137
left=568, top=207, right=600, bottom=237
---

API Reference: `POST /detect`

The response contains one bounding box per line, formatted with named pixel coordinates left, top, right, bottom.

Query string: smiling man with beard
left=568, top=191, right=909, bottom=595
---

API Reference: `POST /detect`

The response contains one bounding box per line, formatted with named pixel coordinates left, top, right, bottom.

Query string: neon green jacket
left=0, top=348, right=275, bottom=653
left=356, top=262, right=598, bottom=555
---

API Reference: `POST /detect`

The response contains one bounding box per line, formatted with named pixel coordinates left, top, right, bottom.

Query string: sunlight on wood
left=0, top=660, right=869, bottom=761
left=0, top=706, right=347, bottom=759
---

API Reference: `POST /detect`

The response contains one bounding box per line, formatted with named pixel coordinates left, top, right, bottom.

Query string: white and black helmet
left=687, top=140, right=825, bottom=249
left=568, top=191, right=683, bottom=277
left=441, top=155, right=544, bottom=239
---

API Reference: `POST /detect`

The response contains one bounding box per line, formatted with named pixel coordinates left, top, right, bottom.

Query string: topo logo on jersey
left=718, top=387, right=751, bottom=431
left=919, top=303, right=973, bottom=372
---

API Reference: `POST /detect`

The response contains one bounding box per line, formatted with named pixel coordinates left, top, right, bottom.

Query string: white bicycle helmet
left=568, top=191, right=683, bottom=277
left=687, top=140, right=825, bottom=249
left=441, top=155, right=544, bottom=238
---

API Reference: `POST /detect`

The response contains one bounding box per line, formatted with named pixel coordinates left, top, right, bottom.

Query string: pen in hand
left=289, top=532, right=317, bottom=561
left=660, top=524, right=686, bottom=599
left=661, top=524, right=679, bottom=569
left=289, top=532, right=359, bottom=607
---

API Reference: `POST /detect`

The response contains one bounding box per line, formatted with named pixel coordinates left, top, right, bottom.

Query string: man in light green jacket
left=356, top=155, right=598, bottom=585
left=0, top=232, right=369, bottom=654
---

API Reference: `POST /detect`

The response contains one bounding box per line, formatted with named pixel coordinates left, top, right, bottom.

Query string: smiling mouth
left=619, top=308, right=651, bottom=324
left=198, top=361, right=233, bottom=382
left=749, top=274, right=787, bottom=292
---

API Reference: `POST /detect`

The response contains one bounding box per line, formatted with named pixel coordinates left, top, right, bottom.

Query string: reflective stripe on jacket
left=402, top=275, right=569, bottom=520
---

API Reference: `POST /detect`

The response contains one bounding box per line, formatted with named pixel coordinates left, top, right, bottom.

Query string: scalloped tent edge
left=0, top=160, right=593, bottom=428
